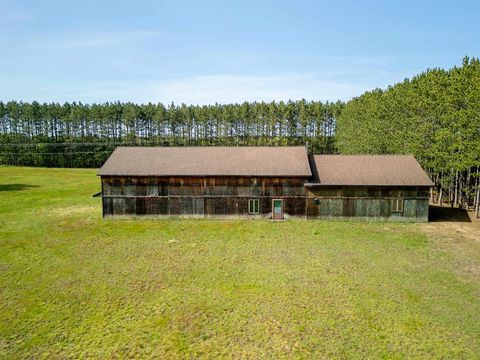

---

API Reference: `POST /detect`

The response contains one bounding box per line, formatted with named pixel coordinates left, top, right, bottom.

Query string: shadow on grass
left=0, top=184, right=39, bottom=192
left=429, top=205, right=471, bottom=223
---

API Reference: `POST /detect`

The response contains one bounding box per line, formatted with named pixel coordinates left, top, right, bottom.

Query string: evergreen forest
left=1, top=57, right=479, bottom=212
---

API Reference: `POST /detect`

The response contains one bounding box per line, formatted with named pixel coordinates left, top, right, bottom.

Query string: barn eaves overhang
left=97, top=146, right=312, bottom=178
left=306, top=154, right=434, bottom=188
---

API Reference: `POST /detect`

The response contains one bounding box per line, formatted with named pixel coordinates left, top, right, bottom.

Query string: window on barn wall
left=248, top=199, right=260, bottom=214
left=391, top=198, right=404, bottom=212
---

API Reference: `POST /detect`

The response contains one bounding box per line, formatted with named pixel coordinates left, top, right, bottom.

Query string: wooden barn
left=98, top=147, right=433, bottom=221
left=98, top=146, right=311, bottom=219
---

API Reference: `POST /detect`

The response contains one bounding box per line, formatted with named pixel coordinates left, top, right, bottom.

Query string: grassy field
left=1, top=167, right=479, bottom=359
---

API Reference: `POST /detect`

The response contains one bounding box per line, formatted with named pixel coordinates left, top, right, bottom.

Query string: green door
left=272, top=199, right=284, bottom=219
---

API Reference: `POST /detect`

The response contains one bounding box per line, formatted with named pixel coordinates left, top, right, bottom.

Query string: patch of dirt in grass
left=420, top=220, right=480, bottom=281
left=421, top=221, right=480, bottom=243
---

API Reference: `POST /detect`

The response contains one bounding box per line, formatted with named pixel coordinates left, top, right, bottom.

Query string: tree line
left=336, top=57, right=480, bottom=215
left=1, top=57, right=479, bottom=214
left=0, top=100, right=342, bottom=168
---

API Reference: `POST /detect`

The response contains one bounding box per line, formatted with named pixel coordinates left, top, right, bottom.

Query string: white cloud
left=152, top=74, right=366, bottom=104
left=75, top=73, right=374, bottom=105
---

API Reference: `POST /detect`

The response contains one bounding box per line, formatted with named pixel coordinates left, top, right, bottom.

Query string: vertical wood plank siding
left=306, top=186, right=430, bottom=221
left=102, top=176, right=307, bottom=218
left=101, top=178, right=430, bottom=221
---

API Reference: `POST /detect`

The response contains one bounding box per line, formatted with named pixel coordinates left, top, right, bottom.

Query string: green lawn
left=1, top=167, right=479, bottom=359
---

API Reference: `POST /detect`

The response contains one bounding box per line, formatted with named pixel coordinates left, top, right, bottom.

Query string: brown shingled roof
left=307, top=155, right=433, bottom=186
left=98, top=146, right=312, bottom=177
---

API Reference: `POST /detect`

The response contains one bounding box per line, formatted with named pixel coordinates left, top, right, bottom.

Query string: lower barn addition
left=306, top=186, right=430, bottom=221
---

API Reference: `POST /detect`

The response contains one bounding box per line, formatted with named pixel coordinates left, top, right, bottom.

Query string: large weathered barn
left=98, top=147, right=433, bottom=221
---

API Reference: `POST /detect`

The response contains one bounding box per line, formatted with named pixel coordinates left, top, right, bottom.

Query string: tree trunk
left=466, top=168, right=471, bottom=209
left=475, top=174, right=480, bottom=218
left=453, top=171, right=459, bottom=208
left=449, top=182, right=453, bottom=208
left=459, top=171, right=464, bottom=208
left=430, top=172, right=436, bottom=203
left=476, top=186, right=480, bottom=218
left=474, top=173, right=480, bottom=211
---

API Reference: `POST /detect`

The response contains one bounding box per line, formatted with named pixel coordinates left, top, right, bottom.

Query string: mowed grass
left=1, top=167, right=480, bottom=359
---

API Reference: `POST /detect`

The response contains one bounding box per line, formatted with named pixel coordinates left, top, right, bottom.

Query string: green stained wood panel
left=124, top=184, right=135, bottom=196
left=381, top=199, right=391, bottom=217
left=372, top=199, right=384, bottom=217
left=354, top=199, right=382, bottom=217
left=416, top=199, right=429, bottom=220
left=147, top=183, right=158, bottom=196
left=404, top=199, right=417, bottom=218
left=237, top=186, right=252, bottom=196
left=317, top=199, right=330, bottom=216
left=307, top=197, right=428, bottom=221
left=354, top=199, right=367, bottom=216
left=318, top=198, right=343, bottom=217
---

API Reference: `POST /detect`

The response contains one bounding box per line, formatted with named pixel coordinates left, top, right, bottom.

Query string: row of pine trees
left=0, top=100, right=341, bottom=168
left=0, top=58, right=479, bottom=213
left=337, top=57, right=480, bottom=214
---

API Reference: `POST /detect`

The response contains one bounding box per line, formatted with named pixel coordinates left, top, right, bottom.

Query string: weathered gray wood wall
left=101, top=176, right=306, bottom=218
left=101, top=178, right=430, bottom=221
left=306, top=186, right=430, bottom=221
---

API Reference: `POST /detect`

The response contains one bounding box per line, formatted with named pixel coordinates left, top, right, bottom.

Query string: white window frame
left=392, top=198, right=404, bottom=212
left=248, top=199, right=260, bottom=214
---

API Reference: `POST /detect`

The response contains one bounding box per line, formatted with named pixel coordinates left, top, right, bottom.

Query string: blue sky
left=1, top=0, right=479, bottom=104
